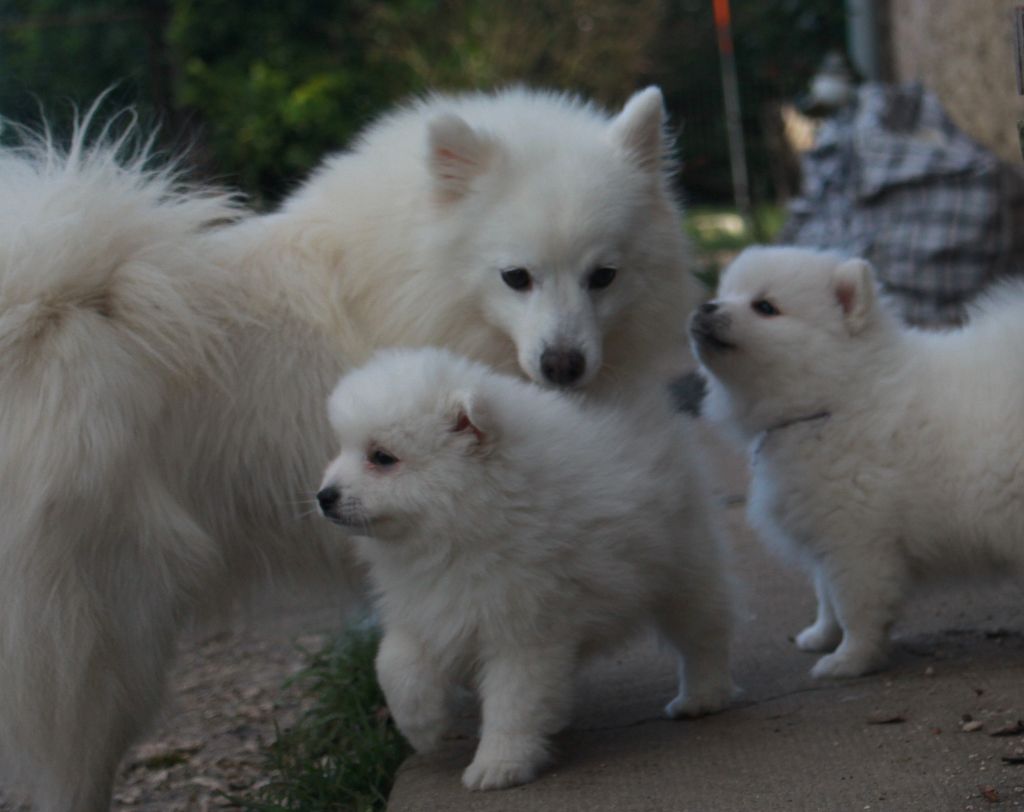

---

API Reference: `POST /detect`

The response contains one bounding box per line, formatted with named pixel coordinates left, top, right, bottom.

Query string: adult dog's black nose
left=698, top=301, right=719, bottom=315
left=317, top=486, right=341, bottom=515
left=541, top=347, right=586, bottom=386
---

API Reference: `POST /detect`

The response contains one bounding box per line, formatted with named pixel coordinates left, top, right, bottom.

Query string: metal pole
left=1014, top=5, right=1024, bottom=160
left=845, top=0, right=883, bottom=81
left=713, top=0, right=752, bottom=222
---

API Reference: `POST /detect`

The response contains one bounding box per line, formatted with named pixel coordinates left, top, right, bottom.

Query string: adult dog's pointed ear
left=608, top=86, right=667, bottom=172
left=426, top=113, right=497, bottom=204
left=448, top=390, right=495, bottom=453
left=833, top=258, right=876, bottom=334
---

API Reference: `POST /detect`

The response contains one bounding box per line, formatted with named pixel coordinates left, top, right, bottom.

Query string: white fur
left=320, top=348, right=735, bottom=791
left=0, top=87, right=695, bottom=811
left=692, top=245, right=1024, bottom=679
left=0, top=118, right=353, bottom=812
left=260, top=85, right=697, bottom=394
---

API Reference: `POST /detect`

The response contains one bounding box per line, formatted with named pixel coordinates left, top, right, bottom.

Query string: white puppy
left=691, top=245, right=1024, bottom=679
left=318, top=348, right=734, bottom=790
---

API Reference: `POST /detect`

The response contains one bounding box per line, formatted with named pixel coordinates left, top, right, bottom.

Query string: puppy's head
left=318, top=348, right=496, bottom=541
left=689, top=247, right=880, bottom=430
left=422, top=87, right=688, bottom=390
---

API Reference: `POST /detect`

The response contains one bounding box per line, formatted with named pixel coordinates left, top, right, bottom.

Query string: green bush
left=1, top=1, right=845, bottom=211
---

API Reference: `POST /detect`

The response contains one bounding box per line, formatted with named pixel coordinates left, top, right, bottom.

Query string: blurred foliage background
left=0, top=0, right=844, bottom=206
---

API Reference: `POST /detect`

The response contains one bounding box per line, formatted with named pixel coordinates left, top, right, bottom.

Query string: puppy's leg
left=376, top=628, right=451, bottom=753
left=462, top=647, right=574, bottom=791
left=656, top=586, right=735, bottom=719
left=810, top=551, right=904, bottom=679
left=795, top=568, right=843, bottom=652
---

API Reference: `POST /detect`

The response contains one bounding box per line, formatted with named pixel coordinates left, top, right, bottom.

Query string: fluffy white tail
left=0, top=108, right=241, bottom=811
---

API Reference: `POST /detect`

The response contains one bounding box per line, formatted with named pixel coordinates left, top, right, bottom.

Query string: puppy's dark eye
left=587, top=266, right=617, bottom=290
left=501, top=267, right=532, bottom=291
left=751, top=299, right=780, bottom=317
left=368, top=449, right=399, bottom=468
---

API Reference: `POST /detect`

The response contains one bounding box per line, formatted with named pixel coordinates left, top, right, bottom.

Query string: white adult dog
left=0, top=86, right=695, bottom=811
left=319, top=348, right=734, bottom=791
left=691, top=245, right=1024, bottom=679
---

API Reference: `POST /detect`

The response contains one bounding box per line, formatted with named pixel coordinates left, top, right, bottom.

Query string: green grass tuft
left=234, top=626, right=411, bottom=812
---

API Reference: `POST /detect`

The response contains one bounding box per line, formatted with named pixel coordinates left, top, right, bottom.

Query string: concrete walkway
left=387, top=426, right=1024, bottom=811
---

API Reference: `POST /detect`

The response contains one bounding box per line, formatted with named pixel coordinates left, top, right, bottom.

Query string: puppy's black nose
left=317, top=486, right=341, bottom=514
left=540, top=348, right=586, bottom=386
left=699, top=301, right=719, bottom=315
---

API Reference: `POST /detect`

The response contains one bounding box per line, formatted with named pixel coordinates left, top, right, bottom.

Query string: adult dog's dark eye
left=501, top=267, right=532, bottom=291
left=751, top=299, right=780, bottom=317
left=368, top=449, right=399, bottom=467
left=588, top=266, right=617, bottom=290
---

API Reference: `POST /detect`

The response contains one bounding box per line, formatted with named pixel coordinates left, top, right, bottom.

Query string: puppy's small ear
left=448, top=390, right=495, bottom=453
left=426, top=113, right=496, bottom=204
left=833, top=258, right=876, bottom=334
left=608, top=86, right=667, bottom=173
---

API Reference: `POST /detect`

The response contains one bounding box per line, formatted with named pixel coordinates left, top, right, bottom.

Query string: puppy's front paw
left=664, top=679, right=736, bottom=719
left=462, top=757, right=540, bottom=791
left=795, top=622, right=842, bottom=653
left=810, top=646, right=885, bottom=679
left=389, top=702, right=449, bottom=754
left=462, top=734, right=547, bottom=791
left=400, top=722, right=445, bottom=754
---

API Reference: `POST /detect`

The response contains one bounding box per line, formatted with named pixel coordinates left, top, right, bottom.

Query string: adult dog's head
left=419, top=87, right=692, bottom=392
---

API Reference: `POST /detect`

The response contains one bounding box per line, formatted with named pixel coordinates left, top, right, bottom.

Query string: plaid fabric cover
left=779, top=83, right=1024, bottom=325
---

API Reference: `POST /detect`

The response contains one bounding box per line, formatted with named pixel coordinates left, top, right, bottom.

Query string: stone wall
left=889, top=0, right=1024, bottom=163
